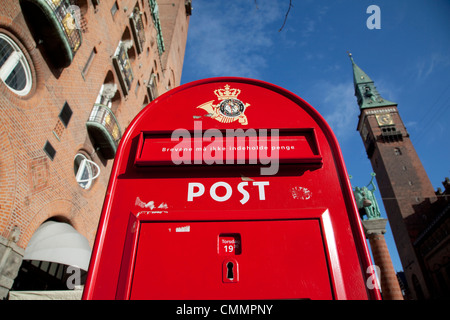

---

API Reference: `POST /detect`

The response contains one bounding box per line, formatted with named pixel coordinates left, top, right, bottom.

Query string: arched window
left=74, top=153, right=100, bottom=189
left=0, top=33, right=32, bottom=96
left=147, top=71, right=158, bottom=101
left=112, top=29, right=135, bottom=95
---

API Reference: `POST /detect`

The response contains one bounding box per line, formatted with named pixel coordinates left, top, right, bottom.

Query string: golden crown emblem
left=197, top=84, right=249, bottom=125
left=214, top=84, right=241, bottom=100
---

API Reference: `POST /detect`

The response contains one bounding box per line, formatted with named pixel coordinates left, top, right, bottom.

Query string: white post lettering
left=210, top=182, right=232, bottom=202
left=237, top=182, right=250, bottom=205
left=253, top=181, right=269, bottom=200
left=187, top=182, right=205, bottom=201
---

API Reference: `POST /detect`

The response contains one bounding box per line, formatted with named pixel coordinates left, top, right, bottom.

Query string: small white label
left=176, top=225, right=190, bottom=233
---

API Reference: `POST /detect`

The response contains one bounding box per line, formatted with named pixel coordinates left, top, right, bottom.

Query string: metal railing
left=46, top=0, right=82, bottom=54
left=112, top=42, right=134, bottom=95
left=130, top=7, right=146, bottom=54
left=88, top=104, right=122, bottom=145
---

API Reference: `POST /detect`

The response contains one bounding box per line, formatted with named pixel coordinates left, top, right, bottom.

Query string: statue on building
left=352, top=173, right=382, bottom=220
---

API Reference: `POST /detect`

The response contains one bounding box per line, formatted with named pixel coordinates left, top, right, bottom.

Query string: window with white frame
left=0, top=33, right=32, bottom=96
left=74, top=153, right=100, bottom=189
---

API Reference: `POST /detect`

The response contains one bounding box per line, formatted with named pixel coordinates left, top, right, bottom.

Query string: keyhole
left=226, top=261, right=234, bottom=280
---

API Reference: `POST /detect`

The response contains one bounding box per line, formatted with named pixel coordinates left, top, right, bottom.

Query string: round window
left=74, top=153, right=100, bottom=189
left=0, top=33, right=33, bottom=96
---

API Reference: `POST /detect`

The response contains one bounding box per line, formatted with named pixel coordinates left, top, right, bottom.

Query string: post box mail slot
left=83, top=78, right=380, bottom=300
left=135, top=129, right=322, bottom=166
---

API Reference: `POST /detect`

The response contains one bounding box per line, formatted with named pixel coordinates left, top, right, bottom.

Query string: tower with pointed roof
left=350, top=53, right=397, bottom=110
left=350, top=53, right=438, bottom=299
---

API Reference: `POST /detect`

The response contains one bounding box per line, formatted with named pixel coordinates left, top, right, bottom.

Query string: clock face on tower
left=376, top=113, right=394, bottom=126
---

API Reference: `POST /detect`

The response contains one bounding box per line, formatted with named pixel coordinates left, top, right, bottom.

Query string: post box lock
left=223, top=259, right=238, bottom=283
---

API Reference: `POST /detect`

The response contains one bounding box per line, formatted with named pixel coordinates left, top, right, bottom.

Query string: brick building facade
left=0, top=0, right=191, bottom=298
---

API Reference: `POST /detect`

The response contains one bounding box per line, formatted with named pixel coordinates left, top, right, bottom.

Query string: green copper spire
left=348, top=53, right=397, bottom=109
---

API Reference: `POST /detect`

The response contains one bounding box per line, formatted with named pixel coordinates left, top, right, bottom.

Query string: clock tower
left=350, top=54, right=437, bottom=299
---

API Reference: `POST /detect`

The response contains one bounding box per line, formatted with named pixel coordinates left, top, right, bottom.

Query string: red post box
left=82, top=77, right=381, bottom=300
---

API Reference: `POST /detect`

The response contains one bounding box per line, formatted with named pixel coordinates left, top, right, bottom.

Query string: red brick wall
left=0, top=0, right=189, bottom=249
left=361, top=107, right=437, bottom=239
left=359, top=105, right=437, bottom=299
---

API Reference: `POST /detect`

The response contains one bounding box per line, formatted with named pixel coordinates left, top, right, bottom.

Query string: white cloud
left=416, top=58, right=434, bottom=80
left=416, top=53, right=450, bottom=81
left=314, top=81, right=358, bottom=140
left=317, top=78, right=400, bottom=140
left=184, top=0, right=283, bottom=78
left=301, top=18, right=316, bottom=37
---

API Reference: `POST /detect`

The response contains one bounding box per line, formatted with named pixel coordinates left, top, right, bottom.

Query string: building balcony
left=112, top=41, right=134, bottom=95
left=130, top=7, right=146, bottom=54
left=86, top=104, right=122, bottom=159
left=147, top=73, right=158, bottom=101
left=19, top=0, right=82, bottom=68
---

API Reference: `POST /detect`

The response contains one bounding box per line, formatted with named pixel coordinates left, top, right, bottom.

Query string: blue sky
left=180, top=0, right=450, bottom=272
